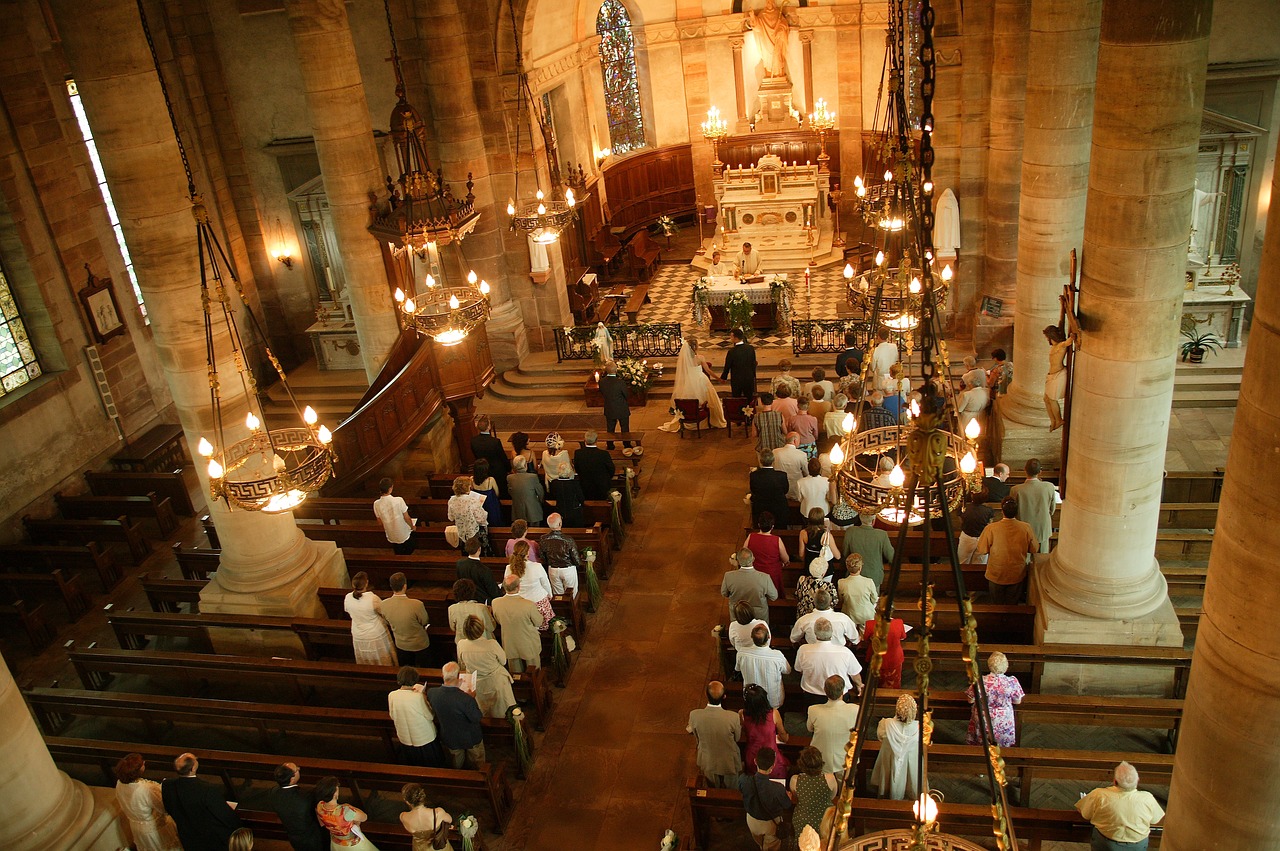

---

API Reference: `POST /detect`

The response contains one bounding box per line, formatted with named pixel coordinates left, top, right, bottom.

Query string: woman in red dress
left=862, top=616, right=908, bottom=688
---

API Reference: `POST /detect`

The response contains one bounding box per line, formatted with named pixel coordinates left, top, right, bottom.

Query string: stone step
left=1171, top=389, right=1239, bottom=408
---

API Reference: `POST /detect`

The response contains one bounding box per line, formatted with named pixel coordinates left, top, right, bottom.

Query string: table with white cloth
left=703, top=274, right=786, bottom=331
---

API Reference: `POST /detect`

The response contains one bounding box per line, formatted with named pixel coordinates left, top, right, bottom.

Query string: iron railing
left=790, top=318, right=873, bottom=354
left=553, top=322, right=684, bottom=361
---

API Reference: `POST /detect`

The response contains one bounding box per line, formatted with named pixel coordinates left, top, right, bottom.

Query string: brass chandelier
left=136, top=0, right=333, bottom=514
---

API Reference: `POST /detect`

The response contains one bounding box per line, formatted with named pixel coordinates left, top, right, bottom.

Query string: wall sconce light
left=269, top=217, right=293, bottom=269
left=596, top=148, right=611, bottom=166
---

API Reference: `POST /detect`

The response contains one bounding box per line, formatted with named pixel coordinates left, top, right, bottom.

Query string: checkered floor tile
left=636, top=262, right=850, bottom=349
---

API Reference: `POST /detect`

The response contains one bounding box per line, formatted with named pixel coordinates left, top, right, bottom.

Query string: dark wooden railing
left=553, top=322, right=684, bottom=362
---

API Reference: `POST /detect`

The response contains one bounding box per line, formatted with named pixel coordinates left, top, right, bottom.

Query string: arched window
left=596, top=0, right=646, bottom=155
left=0, top=259, right=42, bottom=397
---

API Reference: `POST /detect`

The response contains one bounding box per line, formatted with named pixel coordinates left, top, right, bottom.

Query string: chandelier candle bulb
left=844, top=263, right=855, bottom=279
left=507, top=200, right=516, bottom=216
left=197, top=438, right=214, bottom=457
left=394, top=288, right=404, bottom=303
left=245, top=412, right=260, bottom=431
left=449, top=294, right=461, bottom=310
left=317, top=425, right=332, bottom=444
left=566, top=188, right=576, bottom=207
left=303, top=406, right=318, bottom=425
left=535, top=189, right=544, bottom=201
left=207, top=458, right=224, bottom=479
left=425, top=274, right=436, bottom=288
left=843, top=412, right=855, bottom=432
left=479, top=280, right=490, bottom=296
left=942, top=264, right=954, bottom=281
left=829, top=442, right=845, bottom=465
left=913, top=793, right=940, bottom=827
left=403, top=297, right=416, bottom=313
left=876, top=251, right=886, bottom=267
left=960, top=451, right=977, bottom=474
left=889, top=465, right=906, bottom=488
left=537, top=203, right=547, bottom=215
left=467, top=270, right=478, bottom=285
left=964, top=418, right=981, bottom=440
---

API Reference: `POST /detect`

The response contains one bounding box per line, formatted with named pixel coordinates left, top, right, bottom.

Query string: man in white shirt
left=790, top=590, right=857, bottom=646
left=735, top=624, right=791, bottom=708
left=1076, top=761, right=1165, bottom=849
left=793, top=619, right=864, bottom=696
left=807, top=675, right=861, bottom=773
left=736, top=241, right=761, bottom=276
left=773, top=433, right=810, bottom=500
left=706, top=249, right=731, bottom=276
left=869, top=328, right=899, bottom=386
left=374, top=477, right=416, bottom=555
left=387, top=666, right=440, bottom=766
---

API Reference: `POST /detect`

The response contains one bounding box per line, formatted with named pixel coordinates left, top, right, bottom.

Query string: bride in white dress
left=659, top=338, right=727, bottom=431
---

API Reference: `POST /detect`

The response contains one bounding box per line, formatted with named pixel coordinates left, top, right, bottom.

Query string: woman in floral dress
left=315, top=776, right=379, bottom=849
left=966, top=650, right=1024, bottom=747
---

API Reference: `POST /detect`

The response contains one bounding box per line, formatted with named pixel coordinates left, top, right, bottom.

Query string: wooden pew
left=109, top=423, right=187, bottom=473
left=1, top=568, right=89, bottom=621
left=107, top=610, right=294, bottom=654
left=84, top=469, right=196, bottom=516
left=24, top=514, right=150, bottom=565
left=0, top=542, right=121, bottom=592
left=0, top=599, right=56, bottom=650
left=46, top=736, right=513, bottom=832
left=66, top=647, right=553, bottom=732
left=237, top=810, right=481, bottom=851
left=55, top=490, right=178, bottom=536
left=624, top=283, right=650, bottom=323
left=624, top=230, right=662, bottom=280
left=313, top=585, right=587, bottom=640
left=140, top=574, right=203, bottom=613
left=747, top=599, right=1037, bottom=645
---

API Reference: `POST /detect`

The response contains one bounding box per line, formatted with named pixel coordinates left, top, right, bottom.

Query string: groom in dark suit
left=720, top=327, right=758, bottom=400
left=161, top=753, right=243, bottom=851
left=598, top=360, right=632, bottom=449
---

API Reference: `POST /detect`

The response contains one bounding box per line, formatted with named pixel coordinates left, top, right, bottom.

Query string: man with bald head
left=491, top=575, right=543, bottom=673
left=427, top=662, right=486, bottom=769
left=161, top=751, right=243, bottom=851
left=687, top=681, right=743, bottom=788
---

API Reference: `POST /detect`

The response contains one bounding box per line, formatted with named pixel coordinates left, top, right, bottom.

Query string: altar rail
left=790, top=319, right=873, bottom=354
left=553, top=322, right=684, bottom=362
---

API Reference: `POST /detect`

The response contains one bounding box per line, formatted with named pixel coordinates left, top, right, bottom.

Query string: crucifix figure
left=1044, top=253, right=1083, bottom=432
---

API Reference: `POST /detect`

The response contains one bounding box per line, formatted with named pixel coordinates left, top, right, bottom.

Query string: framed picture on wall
left=78, top=266, right=126, bottom=345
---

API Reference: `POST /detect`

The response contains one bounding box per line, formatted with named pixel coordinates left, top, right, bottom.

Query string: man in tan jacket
left=491, top=576, right=543, bottom=673
left=381, top=572, right=430, bottom=666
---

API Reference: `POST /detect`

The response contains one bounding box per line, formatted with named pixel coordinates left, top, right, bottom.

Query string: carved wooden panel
left=602, top=145, right=697, bottom=235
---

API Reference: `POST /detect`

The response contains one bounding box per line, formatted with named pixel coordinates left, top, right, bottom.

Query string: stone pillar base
left=24, top=783, right=130, bottom=851
left=486, top=303, right=530, bottom=373
left=997, top=417, right=1061, bottom=470
left=1030, top=568, right=1184, bottom=696
left=200, top=539, right=348, bottom=617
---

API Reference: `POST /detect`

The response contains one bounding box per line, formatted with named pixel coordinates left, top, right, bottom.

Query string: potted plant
left=652, top=215, right=680, bottom=248
left=1179, top=328, right=1222, bottom=363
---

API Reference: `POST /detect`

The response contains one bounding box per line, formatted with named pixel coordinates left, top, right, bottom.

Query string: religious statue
left=1188, top=177, right=1221, bottom=262
left=1043, top=293, right=1083, bottom=432
left=745, top=0, right=792, bottom=80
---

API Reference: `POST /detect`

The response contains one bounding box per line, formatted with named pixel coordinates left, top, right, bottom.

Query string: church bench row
left=997, top=468, right=1222, bottom=505
left=735, top=600, right=1037, bottom=645
left=0, top=599, right=56, bottom=650
left=47, top=735, right=513, bottom=832
left=83, top=468, right=197, bottom=516
left=66, top=647, right=553, bottom=732
left=23, top=513, right=150, bottom=565
left=107, top=423, right=188, bottom=474
left=54, top=490, right=179, bottom=537
left=0, top=568, right=89, bottom=621
left=238, top=809, right=480, bottom=851
left=0, top=542, right=122, bottom=592
left=968, top=501, right=1217, bottom=531
left=23, top=686, right=532, bottom=776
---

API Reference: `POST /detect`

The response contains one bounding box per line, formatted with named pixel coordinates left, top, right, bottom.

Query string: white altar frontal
left=710, top=153, right=838, bottom=270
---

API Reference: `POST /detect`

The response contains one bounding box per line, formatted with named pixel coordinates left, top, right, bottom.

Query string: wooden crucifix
left=1058, top=249, right=1083, bottom=497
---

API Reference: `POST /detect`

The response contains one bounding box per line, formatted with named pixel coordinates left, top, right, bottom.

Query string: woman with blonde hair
left=966, top=650, right=1024, bottom=747
left=457, top=614, right=516, bottom=717
left=869, top=694, right=920, bottom=800
left=228, top=828, right=254, bottom=851
left=504, top=540, right=554, bottom=629
left=113, top=753, right=181, bottom=851
left=399, top=782, right=454, bottom=850
left=344, top=571, right=397, bottom=666
left=447, top=475, right=490, bottom=555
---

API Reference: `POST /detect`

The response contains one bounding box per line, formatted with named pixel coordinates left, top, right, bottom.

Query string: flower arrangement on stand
left=652, top=214, right=681, bottom=247
left=614, top=357, right=660, bottom=404
left=725, top=290, right=756, bottom=337
left=769, top=274, right=794, bottom=329
left=692, top=278, right=710, bottom=327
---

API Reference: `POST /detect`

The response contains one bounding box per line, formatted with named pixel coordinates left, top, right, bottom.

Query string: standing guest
left=807, top=676, right=860, bottom=774
left=504, top=541, right=554, bottom=629
left=1011, top=458, right=1057, bottom=553
left=687, top=681, right=743, bottom=789
left=791, top=400, right=820, bottom=457
left=540, top=433, right=574, bottom=487
left=492, top=575, right=544, bottom=672
left=507, top=457, right=546, bottom=525
left=982, top=463, right=1012, bottom=503
left=381, top=573, right=430, bottom=667
left=838, top=554, right=879, bottom=628
left=721, top=326, right=758, bottom=399
left=505, top=518, right=542, bottom=563
left=956, top=372, right=989, bottom=432
left=976, top=497, right=1039, bottom=604
left=470, top=458, right=504, bottom=527
left=961, top=355, right=987, bottom=389
left=796, top=463, right=833, bottom=525
left=387, top=666, right=440, bottom=767
left=834, top=331, right=864, bottom=379
left=789, top=746, right=838, bottom=842
left=447, top=579, right=495, bottom=643
left=373, top=477, right=416, bottom=555
left=966, top=651, right=1024, bottom=747
left=772, top=383, right=799, bottom=429
left=791, top=588, right=857, bottom=646
left=508, top=431, right=537, bottom=473
left=738, top=748, right=792, bottom=851
left=794, top=557, right=838, bottom=621
left=721, top=548, right=779, bottom=623
left=541, top=514, right=583, bottom=596
left=456, top=615, right=517, bottom=718
left=455, top=536, right=501, bottom=604
left=229, top=828, right=254, bottom=851
left=861, top=615, right=908, bottom=688
left=548, top=469, right=587, bottom=529
left=858, top=392, right=899, bottom=432
left=822, top=394, right=850, bottom=438
left=794, top=619, right=864, bottom=697
left=344, top=572, right=397, bottom=666
left=470, top=415, right=510, bottom=499
left=739, top=683, right=790, bottom=777
left=773, top=433, right=810, bottom=500
left=399, top=783, right=453, bottom=850
left=749, top=452, right=792, bottom=529
left=574, top=430, right=616, bottom=501
left=114, top=752, right=181, bottom=851
left=753, top=392, right=786, bottom=454
left=735, top=241, right=762, bottom=276
left=870, top=695, right=920, bottom=801
left=771, top=358, right=803, bottom=400
left=314, top=776, right=377, bottom=850
left=883, top=383, right=906, bottom=422
left=161, top=752, right=243, bottom=851
left=884, top=362, right=911, bottom=400
left=1076, top=762, right=1165, bottom=851
left=728, top=601, right=767, bottom=652
left=447, top=476, right=489, bottom=555
left=736, top=626, right=790, bottom=709
left=598, top=361, right=633, bottom=449
left=807, top=367, right=836, bottom=405
left=427, top=662, right=486, bottom=770
left=958, top=492, right=994, bottom=565
left=984, top=348, right=1013, bottom=463
left=798, top=508, right=840, bottom=570
left=841, top=518, right=895, bottom=591
left=744, top=512, right=789, bottom=593
left=869, top=328, right=899, bottom=386
left=269, top=763, right=328, bottom=851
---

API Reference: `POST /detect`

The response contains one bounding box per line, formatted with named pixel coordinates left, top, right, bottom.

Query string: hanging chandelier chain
left=382, top=0, right=406, bottom=89
left=136, top=0, right=196, bottom=199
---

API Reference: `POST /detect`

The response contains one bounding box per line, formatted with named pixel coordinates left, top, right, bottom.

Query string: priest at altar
left=736, top=243, right=762, bottom=276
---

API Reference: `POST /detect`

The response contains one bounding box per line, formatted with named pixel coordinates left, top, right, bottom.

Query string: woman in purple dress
left=740, top=683, right=790, bottom=779
left=966, top=651, right=1024, bottom=747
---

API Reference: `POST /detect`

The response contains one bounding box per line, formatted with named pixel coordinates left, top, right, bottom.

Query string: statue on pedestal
left=746, top=0, right=792, bottom=80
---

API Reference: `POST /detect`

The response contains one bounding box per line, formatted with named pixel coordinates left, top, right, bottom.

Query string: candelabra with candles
left=809, top=98, right=837, bottom=173
left=701, top=105, right=730, bottom=175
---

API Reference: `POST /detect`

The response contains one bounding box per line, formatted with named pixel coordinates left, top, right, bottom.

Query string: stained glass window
left=596, top=0, right=646, bottom=155
left=0, top=261, right=42, bottom=398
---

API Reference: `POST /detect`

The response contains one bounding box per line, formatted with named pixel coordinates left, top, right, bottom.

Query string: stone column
left=56, top=0, right=345, bottom=617
left=1033, top=0, right=1210, bottom=657
left=835, top=18, right=864, bottom=234
left=2, top=652, right=129, bottom=850
left=951, top=0, right=993, bottom=343
left=1163, top=128, right=1280, bottom=851
left=972, top=0, right=1030, bottom=354
left=283, top=0, right=400, bottom=381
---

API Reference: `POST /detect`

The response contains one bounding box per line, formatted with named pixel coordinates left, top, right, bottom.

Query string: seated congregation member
left=548, top=469, right=586, bottom=529
left=344, top=572, right=397, bottom=666
left=504, top=540, right=554, bottom=629
left=427, top=662, right=486, bottom=770
left=982, top=462, right=1012, bottom=503
left=749, top=452, right=792, bottom=529
left=772, top=384, right=799, bottom=429
left=807, top=675, right=860, bottom=774
left=161, top=752, right=243, bottom=851
left=229, top=828, right=254, bottom=851
left=774, top=433, right=810, bottom=500
left=736, top=625, right=790, bottom=709
left=794, top=619, right=864, bottom=698
left=314, top=776, right=377, bottom=850
left=448, top=476, right=489, bottom=555
left=809, top=385, right=833, bottom=426
left=505, top=518, right=542, bottom=562
left=739, top=683, right=789, bottom=778
left=721, top=548, right=778, bottom=623
left=268, top=763, right=329, bottom=851
left=738, top=748, right=792, bottom=851
left=729, top=601, right=767, bottom=652
left=574, top=430, right=616, bottom=501
left=492, top=575, right=543, bottom=673
left=797, top=508, right=841, bottom=574
left=686, top=681, right=743, bottom=789
left=373, top=477, right=416, bottom=555
left=808, top=367, right=836, bottom=404
left=381, top=572, right=430, bottom=667
left=771, top=358, right=802, bottom=400
left=838, top=554, right=879, bottom=628
left=470, top=458, right=503, bottom=527
left=966, top=651, right=1023, bottom=747
left=796, top=459, right=832, bottom=521
left=822, top=394, right=849, bottom=438
left=508, top=430, right=537, bottom=472
left=744, top=511, right=788, bottom=592
left=789, top=746, right=838, bottom=842
left=869, top=694, right=920, bottom=801
left=791, top=588, right=857, bottom=646
left=794, top=556, right=837, bottom=621
left=114, top=752, right=181, bottom=851
left=456, top=615, right=516, bottom=718
left=399, top=783, right=454, bottom=851
left=858, top=391, right=899, bottom=431
left=753, top=392, right=786, bottom=454
left=448, top=579, right=495, bottom=643
left=507, top=457, right=546, bottom=526
left=861, top=614, right=907, bottom=688
left=976, top=497, right=1038, bottom=604
left=387, top=666, right=440, bottom=767
left=791, top=400, right=820, bottom=457
left=956, top=371, right=989, bottom=432
left=541, top=513, right=584, bottom=592
left=1076, top=762, right=1165, bottom=851
left=455, top=536, right=501, bottom=605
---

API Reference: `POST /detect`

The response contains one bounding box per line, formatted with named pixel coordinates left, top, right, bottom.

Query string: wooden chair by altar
left=723, top=397, right=754, bottom=438
left=675, top=398, right=711, bottom=439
